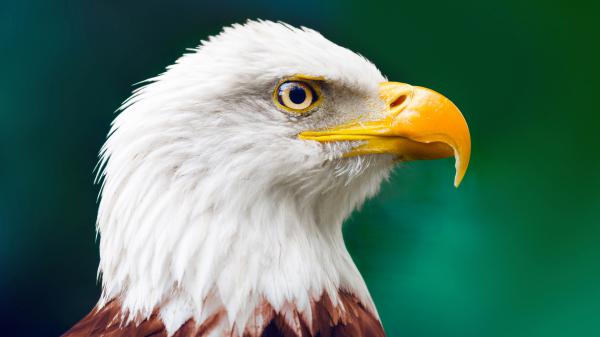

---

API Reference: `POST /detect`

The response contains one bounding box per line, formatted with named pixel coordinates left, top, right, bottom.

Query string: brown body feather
left=63, top=291, right=385, bottom=337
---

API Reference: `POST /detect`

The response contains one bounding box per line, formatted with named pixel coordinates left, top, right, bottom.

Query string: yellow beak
left=299, top=82, right=471, bottom=187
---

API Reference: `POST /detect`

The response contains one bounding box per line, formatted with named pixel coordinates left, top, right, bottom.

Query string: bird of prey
left=64, top=20, right=470, bottom=337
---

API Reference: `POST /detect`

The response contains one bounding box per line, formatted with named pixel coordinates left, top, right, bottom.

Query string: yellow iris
left=273, top=76, right=322, bottom=114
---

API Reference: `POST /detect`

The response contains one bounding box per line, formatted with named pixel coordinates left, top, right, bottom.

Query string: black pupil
left=289, top=85, right=307, bottom=104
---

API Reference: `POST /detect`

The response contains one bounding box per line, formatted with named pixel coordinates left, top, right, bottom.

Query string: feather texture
left=71, top=20, right=394, bottom=336
left=63, top=291, right=384, bottom=337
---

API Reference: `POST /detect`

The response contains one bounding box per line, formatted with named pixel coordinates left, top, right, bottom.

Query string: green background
left=2, top=0, right=599, bottom=336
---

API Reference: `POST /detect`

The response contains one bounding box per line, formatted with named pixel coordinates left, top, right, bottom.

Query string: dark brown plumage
left=63, top=291, right=385, bottom=337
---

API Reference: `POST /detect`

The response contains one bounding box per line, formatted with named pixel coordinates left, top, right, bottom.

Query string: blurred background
left=2, top=0, right=599, bottom=336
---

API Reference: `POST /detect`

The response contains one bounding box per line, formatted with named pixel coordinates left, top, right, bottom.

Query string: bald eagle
left=64, top=20, right=470, bottom=337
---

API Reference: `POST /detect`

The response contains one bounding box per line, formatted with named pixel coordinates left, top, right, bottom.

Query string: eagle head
left=84, top=20, right=471, bottom=337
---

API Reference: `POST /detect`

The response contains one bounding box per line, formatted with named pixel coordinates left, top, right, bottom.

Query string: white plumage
left=96, top=21, right=393, bottom=335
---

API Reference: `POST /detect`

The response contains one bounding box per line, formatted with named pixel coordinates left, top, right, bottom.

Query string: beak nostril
left=390, top=95, right=407, bottom=109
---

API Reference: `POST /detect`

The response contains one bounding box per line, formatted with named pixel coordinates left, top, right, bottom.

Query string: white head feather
left=96, top=20, right=393, bottom=335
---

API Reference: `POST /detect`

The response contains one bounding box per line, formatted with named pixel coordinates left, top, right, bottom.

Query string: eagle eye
left=274, top=79, right=321, bottom=114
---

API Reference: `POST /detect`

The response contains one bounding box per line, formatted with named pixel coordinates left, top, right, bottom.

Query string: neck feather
left=96, top=164, right=387, bottom=334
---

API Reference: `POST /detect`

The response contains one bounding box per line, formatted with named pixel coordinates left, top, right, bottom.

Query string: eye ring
left=273, top=78, right=322, bottom=114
